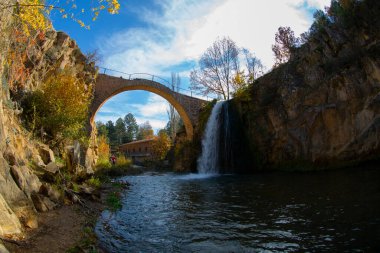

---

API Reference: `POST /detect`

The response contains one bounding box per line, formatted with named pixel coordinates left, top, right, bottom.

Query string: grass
left=64, top=155, right=133, bottom=252
left=86, top=177, right=101, bottom=188
left=105, top=191, right=122, bottom=212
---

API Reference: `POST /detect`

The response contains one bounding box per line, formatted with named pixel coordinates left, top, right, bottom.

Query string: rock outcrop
left=232, top=0, right=380, bottom=171
left=0, top=1, right=97, bottom=240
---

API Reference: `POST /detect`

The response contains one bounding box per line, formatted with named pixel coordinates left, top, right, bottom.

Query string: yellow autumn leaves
left=17, top=0, right=50, bottom=35
left=14, top=0, right=121, bottom=34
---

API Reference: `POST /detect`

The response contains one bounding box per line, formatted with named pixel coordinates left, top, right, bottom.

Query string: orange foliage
left=97, top=135, right=110, bottom=160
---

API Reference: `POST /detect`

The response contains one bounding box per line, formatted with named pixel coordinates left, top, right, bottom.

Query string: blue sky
left=50, top=0, right=331, bottom=133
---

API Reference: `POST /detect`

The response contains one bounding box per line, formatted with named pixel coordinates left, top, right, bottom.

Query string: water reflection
left=96, top=167, right=380, bottom=252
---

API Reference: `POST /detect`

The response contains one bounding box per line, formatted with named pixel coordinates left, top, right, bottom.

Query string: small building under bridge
left=119, top=139, right=155, bottom=163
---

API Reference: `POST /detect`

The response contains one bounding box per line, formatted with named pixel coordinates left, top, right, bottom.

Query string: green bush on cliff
left=22, top=68, right=92, bottom=145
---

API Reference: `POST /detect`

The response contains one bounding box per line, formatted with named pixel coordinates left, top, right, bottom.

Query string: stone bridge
left=90, top=74, right=208, bottom=140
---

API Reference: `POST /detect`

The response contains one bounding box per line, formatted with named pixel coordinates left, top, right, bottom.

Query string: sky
left=50, top=0, right=331, bottom=133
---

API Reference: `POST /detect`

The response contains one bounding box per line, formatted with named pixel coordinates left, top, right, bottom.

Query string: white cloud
left=304, top=0, right=331, bottom=9
left=138, top=94, right=169, bottom=117
left=95, top=0, right=333, bottom=131
left=99, top=0, right=332, bottom=76
left=135, top=117, right=168, bottom=131
left=95, top=92, right=171, bottom=132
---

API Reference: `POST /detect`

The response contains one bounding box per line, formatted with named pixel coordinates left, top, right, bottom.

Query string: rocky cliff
left=232, top=0, right=380, bottom=171
left=0, top=6, right=97, bottom=240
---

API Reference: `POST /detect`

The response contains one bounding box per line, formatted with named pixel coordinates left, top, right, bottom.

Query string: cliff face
left=234, top=0, right=380, bottom=170
left=0, top=7, right=97, bottom=237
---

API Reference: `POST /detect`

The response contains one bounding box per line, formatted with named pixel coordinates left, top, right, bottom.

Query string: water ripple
left=96, top=170, right=380, bottom=252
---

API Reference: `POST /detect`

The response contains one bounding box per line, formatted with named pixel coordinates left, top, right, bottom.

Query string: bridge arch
left=90, top=74, right=207, bottom=140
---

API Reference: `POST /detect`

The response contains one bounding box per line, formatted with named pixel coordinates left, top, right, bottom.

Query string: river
left=96, top=166, right=380, bottom=252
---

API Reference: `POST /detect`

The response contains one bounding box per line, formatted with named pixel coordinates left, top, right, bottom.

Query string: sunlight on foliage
left=116, top=154, right=131, bottom=167
left=86, top=176, right=101, bottom=188
left=97, top=135, right=110, bottom=160
left=18, top=0, right=51, bottom=36
left=22, top=69, right=92, bottom=144
left=152, top=131, right=172, bottom=160
left=96, top=134, right=112, bottom=169
left=1, top=0, right=121, bottom=32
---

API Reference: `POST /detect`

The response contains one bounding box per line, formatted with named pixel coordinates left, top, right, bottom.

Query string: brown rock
left=25, top=216, right=38, bottom=229
left=37, top=144, right=55, bottom=165
left=0, top=243, right=10, bottom=253
left=3, top=150, right=16, bottom=166
left=10, top=166, right=42, bottom=198
left=42, top=197, right=57, bottom=211
left=0, top=158, right=36, bottom=224
left=31, top=193, right=48, bottom=212
left=39, top=183, right=62, bottom=203
left=45, top=162, right=59, bottom=174
left=0, top=194, right=22, bottom=236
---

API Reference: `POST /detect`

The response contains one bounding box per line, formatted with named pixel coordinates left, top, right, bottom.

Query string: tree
left=167, top=73, right=181, bottom=140
left=105, top=120, right=117, bottom=145
left=97, top=134, right=110, bottom=159
left=190, top=37, right=240, bottom=100
left=0, top=0, right=121, bottom=34
left=151, top=130, right=171, bottom=160
left=22, top=68, right=92, bottom=145
left=114, top=117, right=127, bottom=145
left=272, top=26, right=299, bottom=67
left=124, top=113, right=138, bottom=143
left=242, top=48, right=264, bottom=82
left=96, top=121, right=108, bottom=138
left=136, top=121, right=154, bottom=140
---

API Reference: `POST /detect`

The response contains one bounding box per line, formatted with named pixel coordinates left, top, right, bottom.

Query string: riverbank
left=2, top=180, right=130, bottom=253
left=3, top=202, right=102, bottom=253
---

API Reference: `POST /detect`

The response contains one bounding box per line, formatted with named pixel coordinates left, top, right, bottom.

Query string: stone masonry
left=91, top=74, right=207, bottom=139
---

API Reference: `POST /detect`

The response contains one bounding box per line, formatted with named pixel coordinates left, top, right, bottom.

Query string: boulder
left=45, top=162, right=59, bottom=174
left=0, top=194, right=22, bottom=236
left=0, top=243, right=10, bottom=253
left=3, top=150, right=16, bottom=166
left=0, top=158, right=36, bottom=225
left=10, top=166, right=42, bottom=198
left=31, top=193, right=57, bottom=212
left=66, top=141, right=94, bottom=177
left=34, top=154, right=46, bottom=168
left=36, top=143, right=55, bottom=165
left=30, top=192, right=48, bottom=212
left=24, top=216, right=38, bottom=229
left=39, top=183, right=62, bottom=203
left=42, top=162, right=59, bottom=183
left=42, top=197, right=57, bottom=211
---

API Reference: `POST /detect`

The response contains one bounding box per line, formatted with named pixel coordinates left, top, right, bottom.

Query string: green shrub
left=96, top=157, right=111, bottom=170
left=21, top=68, right=92, bottom=144
left=115, top=154, right=131, bottom=168
left=106, top=191, right=122, bottom=211
left=86, top=177, right=101, bottom=188
left=232, top=85, right=252, bottom=102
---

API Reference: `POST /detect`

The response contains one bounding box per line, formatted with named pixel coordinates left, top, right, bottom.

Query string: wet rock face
left=234, top=8, right=380, bottom=170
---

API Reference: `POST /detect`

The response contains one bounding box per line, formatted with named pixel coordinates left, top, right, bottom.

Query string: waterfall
left=197, top=101, right=225, bottom=174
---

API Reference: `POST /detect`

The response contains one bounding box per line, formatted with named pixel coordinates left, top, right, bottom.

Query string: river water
left=96, top=167, right=380, bottom=252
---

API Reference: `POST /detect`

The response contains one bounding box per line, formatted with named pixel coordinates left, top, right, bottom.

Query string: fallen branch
left=64, top=188, right=89, bottom=209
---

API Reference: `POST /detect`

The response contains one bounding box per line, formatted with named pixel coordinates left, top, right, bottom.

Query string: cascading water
left=197, top=100, right=254, bottom=174
left=197, top=101, right=226, bottom=174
